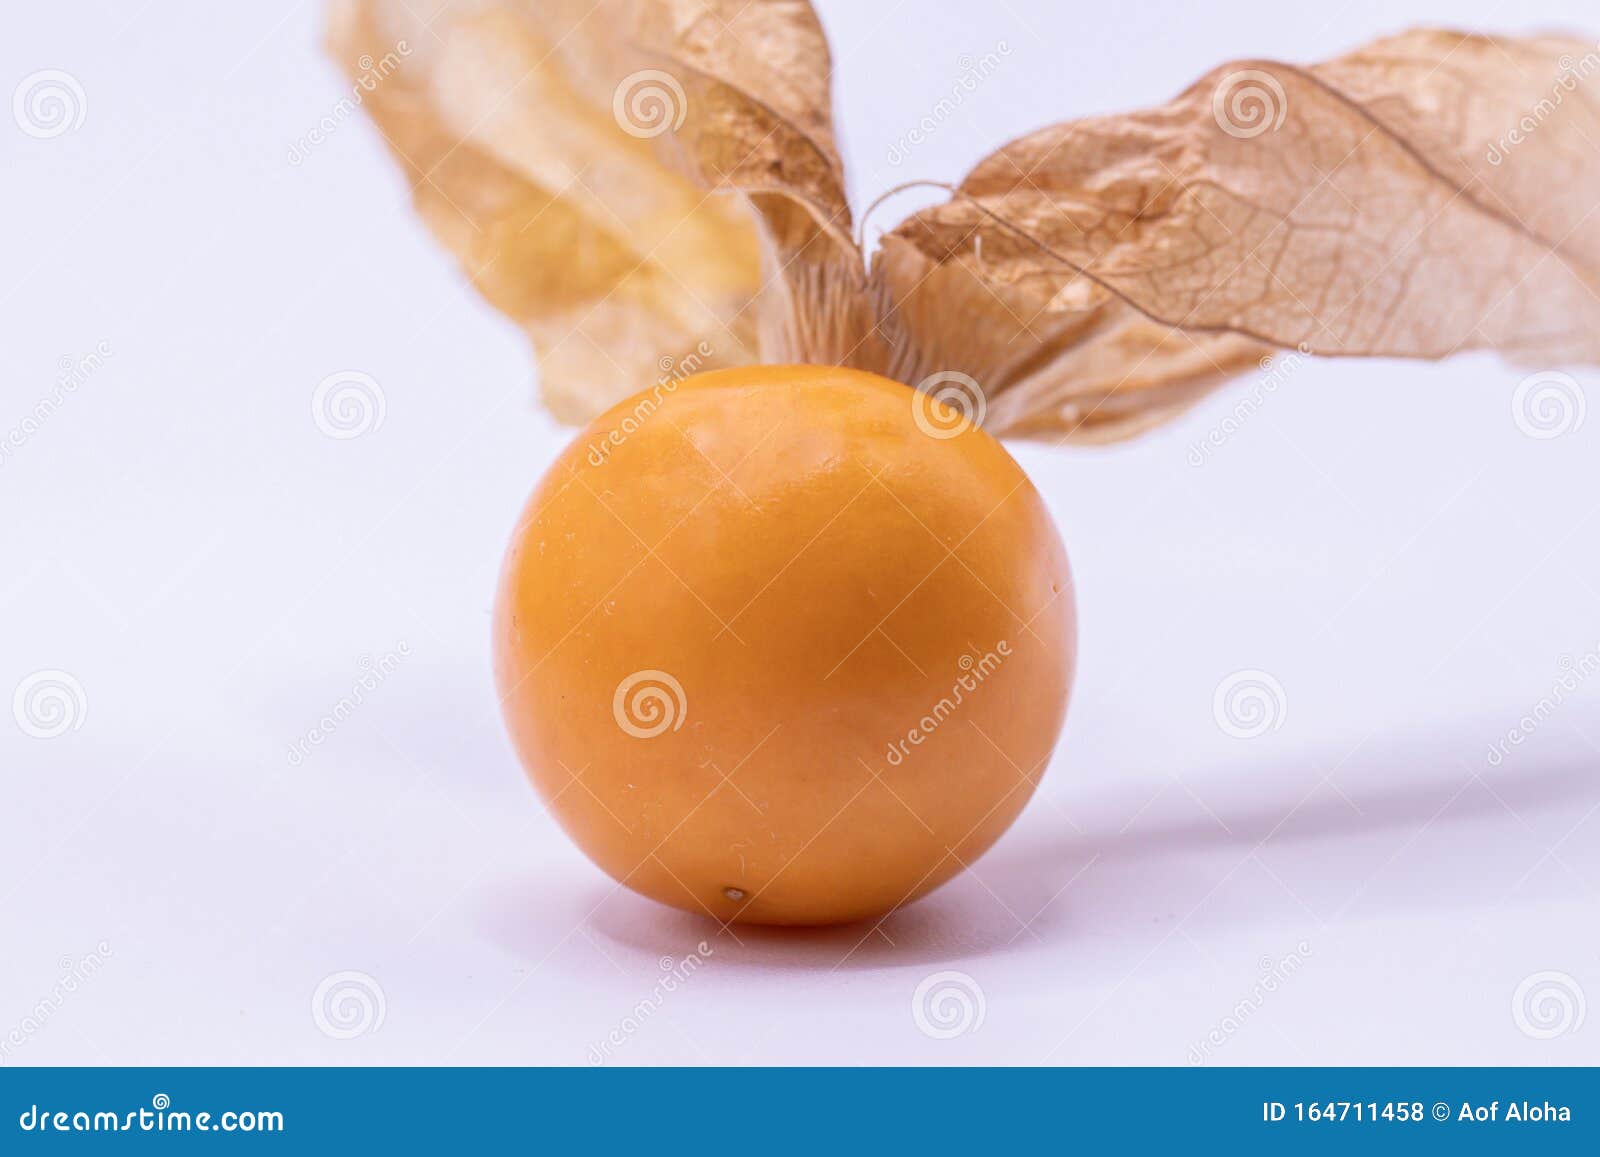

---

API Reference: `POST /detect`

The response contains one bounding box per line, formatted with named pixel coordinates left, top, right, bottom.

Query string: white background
left=2, top=0, right=1597, bottom=1065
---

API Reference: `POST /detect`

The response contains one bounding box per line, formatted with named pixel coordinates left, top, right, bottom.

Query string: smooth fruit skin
left=494, top=365, right=1075, bottom=925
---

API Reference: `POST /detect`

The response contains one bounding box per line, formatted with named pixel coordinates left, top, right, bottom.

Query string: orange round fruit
left=494, top=365, right=1075, bottom=925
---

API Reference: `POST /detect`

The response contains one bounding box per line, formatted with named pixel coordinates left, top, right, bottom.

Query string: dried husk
left=325, top=0, right=863, bottom=420
left=328, top=4, right=1600, bottom=443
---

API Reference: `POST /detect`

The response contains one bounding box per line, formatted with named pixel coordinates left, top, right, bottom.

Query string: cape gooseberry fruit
left=494, top=365, right=1075, bottom=925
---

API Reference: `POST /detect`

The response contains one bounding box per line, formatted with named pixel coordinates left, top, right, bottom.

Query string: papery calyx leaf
left=872, top=29, right=1600, bottom=440
left=325, top=0, right=862, bottom=422
left=330, top=9, right=1600, bottom=445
